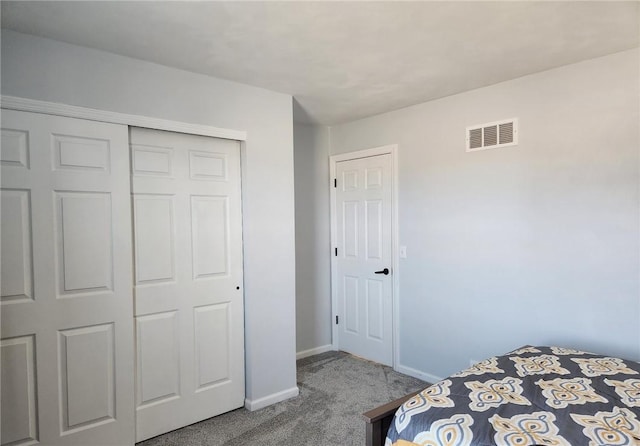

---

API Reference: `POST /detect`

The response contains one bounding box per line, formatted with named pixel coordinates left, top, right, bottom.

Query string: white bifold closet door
left=130, top=127, right=244, bottom=442
left=0, top=109, right=135, bottom=445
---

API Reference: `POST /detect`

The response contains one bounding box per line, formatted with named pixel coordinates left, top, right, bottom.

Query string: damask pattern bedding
left=385, top=346, right=640, bottom=446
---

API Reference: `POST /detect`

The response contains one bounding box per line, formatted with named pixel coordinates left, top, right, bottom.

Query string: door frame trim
left=0, top=95, right=247, bottom=141
left=329, top=144, right=400, bottom=369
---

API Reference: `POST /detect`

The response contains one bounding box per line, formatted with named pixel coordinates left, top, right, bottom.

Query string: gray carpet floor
left=138, top=351, right=428, bottom=446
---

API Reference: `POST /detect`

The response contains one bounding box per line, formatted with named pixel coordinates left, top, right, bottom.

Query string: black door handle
left=374, top=268, right=390, bottom=275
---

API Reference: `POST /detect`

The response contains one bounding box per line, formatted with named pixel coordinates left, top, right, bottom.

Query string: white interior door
left=130, top=127, right=244, bottom=442
left=1, top=109, right=135, bottom=445
left=335, top=154, right=393, bottom=366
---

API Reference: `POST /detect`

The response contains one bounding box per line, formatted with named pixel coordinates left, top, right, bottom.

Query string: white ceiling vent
left=466, top=118, right=518, bottom=152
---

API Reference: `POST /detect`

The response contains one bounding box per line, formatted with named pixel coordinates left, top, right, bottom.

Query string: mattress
left=385, top=346, right=640, bottom=446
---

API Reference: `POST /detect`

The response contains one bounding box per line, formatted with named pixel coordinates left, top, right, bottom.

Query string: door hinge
left=335, top=315, right=339, bottom=324
left=334, top=178, right=337, bottom=188
left=335, top=247, right=338, bottom=256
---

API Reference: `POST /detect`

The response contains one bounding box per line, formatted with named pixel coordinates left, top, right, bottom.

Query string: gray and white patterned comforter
left=386, top=346, right=640, bottom=446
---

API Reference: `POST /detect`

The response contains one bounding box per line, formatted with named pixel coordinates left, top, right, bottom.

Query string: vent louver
left=466, top=118, right=518, bottom=152
left=469, top=128, right=482, bottom=149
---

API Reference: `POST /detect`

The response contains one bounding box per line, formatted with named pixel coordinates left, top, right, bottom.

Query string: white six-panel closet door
left=129, top=127, right=245, bottom=442
left=1, top=109, right=135, bottom=445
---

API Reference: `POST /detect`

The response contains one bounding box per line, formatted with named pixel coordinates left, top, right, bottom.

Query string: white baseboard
left=296, top=344, right=333, bottom=360
left=395, top=364, right=443, bottom=384
left=244, top=386, right=299, bottom=412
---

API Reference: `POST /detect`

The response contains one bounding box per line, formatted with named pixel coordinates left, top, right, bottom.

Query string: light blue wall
left=1, top=30, right=298, bottom=404
left=329, top=49, right=640, bottom=379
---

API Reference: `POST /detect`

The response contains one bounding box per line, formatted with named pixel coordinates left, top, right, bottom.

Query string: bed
left=363, top=346, right=640, bottom=446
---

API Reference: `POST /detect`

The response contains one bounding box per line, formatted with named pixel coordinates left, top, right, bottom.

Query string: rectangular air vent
left=466, top=118, right=518, bottom=152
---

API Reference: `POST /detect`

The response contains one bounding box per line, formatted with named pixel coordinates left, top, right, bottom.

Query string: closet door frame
left=1, top=96, right=246, bottom=141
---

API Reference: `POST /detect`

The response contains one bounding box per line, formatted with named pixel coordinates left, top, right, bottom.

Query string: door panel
left=59, top=324, right=115, bottom=432
left=365, top=200, right=383, bottom=259
left=366, top=279, right=384, bottom=340
left=0, top=189, right=33, bottom=302
left=0, top=129, right=29, bottom=168
left=55, top=192, right=113, bottom=294
left=136, top=311, right=180, bottom=407
left=130, top=127, right=244, bottom=442
left=133, top=195, right=175, bottom=283
left=0, top=336, right=37, bottom=445
left=194, top=303, right=230, bottom=389
left=336, top=154, right=393, bottom=365
left=344, top=276, right=359, bottom=334
left=191, top=196, right=229, bottom=278
left=0, top=109, right=134, bottom=446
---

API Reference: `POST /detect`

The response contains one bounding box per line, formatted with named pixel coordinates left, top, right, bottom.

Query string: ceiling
left=2, top=1, right=638, bottom=125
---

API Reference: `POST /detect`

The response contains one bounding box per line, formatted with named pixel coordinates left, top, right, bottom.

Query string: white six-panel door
left=335, top=154, right=393, bottom=366
left=129, top=127, right=244, bottom=442
left=0, top=109, right=135, bottom=445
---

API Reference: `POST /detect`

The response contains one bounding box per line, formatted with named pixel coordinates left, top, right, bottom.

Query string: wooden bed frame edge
left=363, top=391, right=420, bottom=446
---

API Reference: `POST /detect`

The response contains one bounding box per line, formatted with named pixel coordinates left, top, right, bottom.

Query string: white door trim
left=0, top=95, right=247, bottom=141
left=329, top=144, right=400, bottom=369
